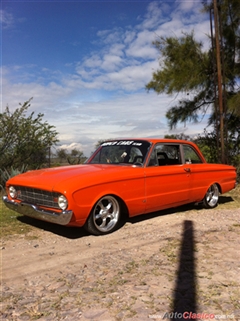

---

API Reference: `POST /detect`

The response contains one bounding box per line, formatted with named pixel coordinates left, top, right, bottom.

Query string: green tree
left=195, top=127, right=240, bottom=179
left=67, top=148, right=87, bottom=164
left=214, top=0, right=240, bottom=117
left=146, top=32, right=211, bottom=128
left=146, top=0, right=240, bottom=163
left=95, top=139, right=107, bottom=149
left=56, top=148, right=68, bottom=163
left=0, top=98, right=59, bottom=170
left=164, top=133, right=191, bottom=140
left=56, top=148, right=87, bottom=164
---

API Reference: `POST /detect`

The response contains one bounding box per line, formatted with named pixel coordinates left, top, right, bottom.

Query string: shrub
left=0, top=165, right=28, bottom=191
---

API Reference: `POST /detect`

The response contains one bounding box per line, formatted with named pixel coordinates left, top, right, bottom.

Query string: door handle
left=184, top=168, right=191, bottom=173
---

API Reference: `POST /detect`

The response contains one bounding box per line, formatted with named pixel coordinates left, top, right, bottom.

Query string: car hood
left=6, top=164, right=143, bottom=192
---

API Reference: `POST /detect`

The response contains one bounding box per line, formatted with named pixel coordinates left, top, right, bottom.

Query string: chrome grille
left=15, top=186, right=60, bottom=209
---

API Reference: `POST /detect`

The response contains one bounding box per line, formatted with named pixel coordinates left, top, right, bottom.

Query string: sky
left=1, top=0, right=211, bottom=157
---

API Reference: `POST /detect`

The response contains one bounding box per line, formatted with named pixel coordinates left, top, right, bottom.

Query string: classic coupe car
left=3, top=138, right=237, bottom=235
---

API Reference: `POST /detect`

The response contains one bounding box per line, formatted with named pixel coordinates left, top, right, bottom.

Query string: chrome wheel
left=203, top=184, right=219, bottom=208
left=85, top=195, right=121, bottom=235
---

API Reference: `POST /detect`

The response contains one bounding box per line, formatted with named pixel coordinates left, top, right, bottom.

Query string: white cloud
left=109, top=43, right=125, bottom=56
left=101, top=54, right=123, bottom=71
left=124, top=30, right=136, bottom=44
left=138, top=1, right=168, bottom=30
left=97, top=28, right=124, bottom=45
left=53, top=91, right=211, bottom=156
left=2, top=1, right=211, bottom=156
left=125, top=30, right=158, bottom=58
left=176, top=0, right=202, bottom=15
left=0, top=9, right=14, bottom=29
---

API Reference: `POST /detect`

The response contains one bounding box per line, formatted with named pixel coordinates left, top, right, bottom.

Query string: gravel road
left=1, top=205, right=240, bottom=321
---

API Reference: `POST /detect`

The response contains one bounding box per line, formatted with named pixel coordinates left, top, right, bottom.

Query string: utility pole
left=213, top=0, right=225, bottom=163
left=209, top=7, right=220, bottom=160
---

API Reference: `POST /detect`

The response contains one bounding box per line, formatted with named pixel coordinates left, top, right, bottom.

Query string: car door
left=181, top=143, right=205, bottom=202
left=144, top=143, right=191, bottom=212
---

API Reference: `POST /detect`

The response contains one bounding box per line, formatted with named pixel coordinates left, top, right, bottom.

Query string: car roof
left=106, top=138, right=194, bottom=145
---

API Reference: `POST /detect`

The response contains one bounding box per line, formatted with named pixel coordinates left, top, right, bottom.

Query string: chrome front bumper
left=2, top=196, right=73, bottom=225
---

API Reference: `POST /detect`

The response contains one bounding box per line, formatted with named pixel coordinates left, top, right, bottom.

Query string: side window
left=183, top=145, right=202, bottom=164
left=148, top=144, right=181, bottom=166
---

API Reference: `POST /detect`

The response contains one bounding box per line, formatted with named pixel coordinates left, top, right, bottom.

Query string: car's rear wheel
left=85, top=195, right=121, bottom=235
left=202, top=184, right=219, bottom=208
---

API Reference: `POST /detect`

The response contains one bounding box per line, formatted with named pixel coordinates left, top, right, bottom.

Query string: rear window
left=183, top=145, right=203, bottom=164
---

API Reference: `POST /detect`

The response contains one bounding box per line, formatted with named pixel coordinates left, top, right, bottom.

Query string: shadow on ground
left=170, top=220, right=197, bottom=320
left=17, top=203, right=196, bottom=239
left=17, top=215, right=89, bottom=239
left=17, top=195, right=234, bottom=239
left=218, top=195, right=235, bottom=205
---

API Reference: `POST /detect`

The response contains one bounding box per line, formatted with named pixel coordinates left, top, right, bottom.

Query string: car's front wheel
left=202, top=184, right=219, bottom=209
left=85, top=195, right=121, bottom=235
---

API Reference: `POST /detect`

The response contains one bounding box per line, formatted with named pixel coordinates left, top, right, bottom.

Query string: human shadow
left=171, top=220, right=197, bottom=320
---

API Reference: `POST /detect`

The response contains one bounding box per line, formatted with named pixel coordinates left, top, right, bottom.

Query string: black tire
left=84, top=195, right=121, bottom=235
left=202, top=184, right=219, bottom=209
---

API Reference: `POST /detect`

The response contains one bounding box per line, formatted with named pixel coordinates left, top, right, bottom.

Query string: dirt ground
left=1, top=202, right=240, bottom=321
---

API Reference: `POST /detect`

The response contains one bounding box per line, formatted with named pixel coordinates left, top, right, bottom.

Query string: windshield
left=88, top=140, right=151, bottom=166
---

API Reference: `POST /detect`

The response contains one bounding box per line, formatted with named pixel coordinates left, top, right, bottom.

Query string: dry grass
left=218, top=184, right=240, bottom=209
left=0, top=200, right=35, bottom=237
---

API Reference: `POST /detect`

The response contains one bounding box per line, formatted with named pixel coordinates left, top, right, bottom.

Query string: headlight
left=58, top=195, right=68, bottom=210
left=9, top=186, right=17, bottom=199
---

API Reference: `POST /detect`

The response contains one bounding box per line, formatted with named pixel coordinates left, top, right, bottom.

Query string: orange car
left=3, top=139, right=237, bottom=235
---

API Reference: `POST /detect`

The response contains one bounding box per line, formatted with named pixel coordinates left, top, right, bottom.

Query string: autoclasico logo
left=148, top=312, right=235, bottom=319
left=163, top=313, right=214, bottom=319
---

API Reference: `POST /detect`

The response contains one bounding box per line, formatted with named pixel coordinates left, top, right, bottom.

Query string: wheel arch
left=87, top=192, right=130, bottom=221
left=83, top=193, right=130, bottom=235
left=208, top=182, right=222, bottom=194
left=114, top=194, right=129, bottom=220
left=202, top=182, right=220, bottom=209
left=215, top=182, right=222, bottom=194
left=202, top=182, right=222, bottom=196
